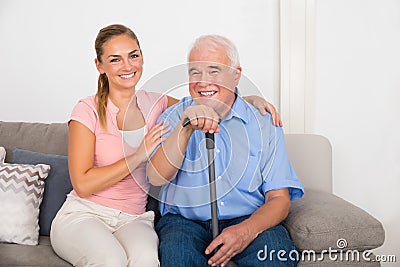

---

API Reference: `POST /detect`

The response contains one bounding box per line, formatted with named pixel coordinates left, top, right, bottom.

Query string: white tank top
left=120, top=125, right=146, bottom=147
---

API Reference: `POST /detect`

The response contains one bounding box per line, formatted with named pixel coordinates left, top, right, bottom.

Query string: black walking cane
left=182, top=118, right=220, bottom=262
left=206, top=133, right=236, bottom=267
left=205, top=132, right=219, bottom=243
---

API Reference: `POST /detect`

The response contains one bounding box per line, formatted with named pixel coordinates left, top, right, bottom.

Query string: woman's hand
left=243, top=95, right=283, bottom=127
left=135, top=121, right=170, bottom=163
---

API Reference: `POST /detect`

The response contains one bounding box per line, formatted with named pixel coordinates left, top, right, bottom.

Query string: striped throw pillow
left=0, top=162, right=50, bottom=245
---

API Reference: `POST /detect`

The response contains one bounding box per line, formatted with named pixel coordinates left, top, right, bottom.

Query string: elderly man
left=147, top=35, right=304, bottom=267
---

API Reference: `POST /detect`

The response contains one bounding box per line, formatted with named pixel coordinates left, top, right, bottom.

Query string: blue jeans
left=156, top=213, right=298, bottom=267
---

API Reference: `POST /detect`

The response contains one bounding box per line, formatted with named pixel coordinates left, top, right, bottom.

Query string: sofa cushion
left=0, top=236, right=72, bottom=267
left=12, top=147, right=73, bottom=236
left=0, top=161, right=50, bottom=245
left=283, top=189, right=385, bottom=252
left=298, top=252, right=381, bottom=267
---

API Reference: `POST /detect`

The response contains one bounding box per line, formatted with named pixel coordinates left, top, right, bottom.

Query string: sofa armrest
left=282, top=189, right=385, bottom=252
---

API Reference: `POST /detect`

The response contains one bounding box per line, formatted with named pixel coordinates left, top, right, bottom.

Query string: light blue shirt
left=152, top=95, right=304, bottom=221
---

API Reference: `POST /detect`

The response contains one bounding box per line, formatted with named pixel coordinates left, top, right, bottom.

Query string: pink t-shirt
left=69, top=90, right=168, bottom=215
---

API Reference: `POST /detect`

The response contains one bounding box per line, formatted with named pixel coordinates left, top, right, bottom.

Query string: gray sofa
left=0, top=121, right=385, bottom=266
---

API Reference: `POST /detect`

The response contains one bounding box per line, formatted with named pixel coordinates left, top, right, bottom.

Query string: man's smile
left=198, top=90, right=217, bottom=97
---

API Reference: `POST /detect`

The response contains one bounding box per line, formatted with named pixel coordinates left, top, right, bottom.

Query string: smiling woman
left=49, top=24, right=171, bottom=267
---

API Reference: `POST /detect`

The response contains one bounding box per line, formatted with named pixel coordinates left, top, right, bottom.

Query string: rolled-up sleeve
left=261, top=126, right=304, bottom=200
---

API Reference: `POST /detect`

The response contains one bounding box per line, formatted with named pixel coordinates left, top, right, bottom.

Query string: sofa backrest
left=0, top=121, right=68, bottom=162
left=0, top=121, right=333, bottom=193
left=285, top=134, right=333, bottom=193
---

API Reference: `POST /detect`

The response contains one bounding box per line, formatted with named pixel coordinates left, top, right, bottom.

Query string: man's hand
left=205, top=223, right=256, bottom=267
left=181, top=105, right=221, bottom=134
left=204, top=188, right=290, bottom=266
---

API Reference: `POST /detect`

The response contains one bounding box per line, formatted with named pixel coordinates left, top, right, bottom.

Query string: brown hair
left=94, top=24, right=141, bottom=128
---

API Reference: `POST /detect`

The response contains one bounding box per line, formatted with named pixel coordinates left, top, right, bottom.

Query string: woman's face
left=95, top=34, right=143, bottom=91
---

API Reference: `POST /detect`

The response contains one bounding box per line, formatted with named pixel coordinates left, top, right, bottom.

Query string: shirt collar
left=223, top=95, right=249, bottom=124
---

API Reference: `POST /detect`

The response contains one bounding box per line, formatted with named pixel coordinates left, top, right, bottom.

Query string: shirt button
left=216, top=149, right=221, bottom=153
left=217, top=176, right=222, bottom=180
left=220, top=201, right=225, bottom=206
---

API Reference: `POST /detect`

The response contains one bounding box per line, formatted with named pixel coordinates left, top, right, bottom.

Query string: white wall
left=315, top=0, right=400, bottom=263
left=0, top=0, right=279, bottom=123
left=280, top=0, right=399, bottom=263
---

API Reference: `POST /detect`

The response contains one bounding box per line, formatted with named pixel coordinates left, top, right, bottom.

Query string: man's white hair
left=188, top=34, right=240, bottom=69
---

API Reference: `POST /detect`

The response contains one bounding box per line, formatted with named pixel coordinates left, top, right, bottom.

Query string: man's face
left=188, top=45, right=241, bottom=117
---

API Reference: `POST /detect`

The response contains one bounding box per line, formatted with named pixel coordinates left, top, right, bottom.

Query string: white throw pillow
left=0, top=147, right=5, bottom=162
left=0, top=161, right=50, bottom=245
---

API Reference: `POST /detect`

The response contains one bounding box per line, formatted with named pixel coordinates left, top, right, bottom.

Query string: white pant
left=50, top=194, right=159, bottom=267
